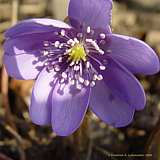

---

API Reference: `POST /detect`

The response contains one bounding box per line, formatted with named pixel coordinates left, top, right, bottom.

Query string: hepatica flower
left=3, top=0, right=160, bottom=136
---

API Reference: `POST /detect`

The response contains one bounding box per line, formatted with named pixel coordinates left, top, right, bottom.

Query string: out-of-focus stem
left=1, top=1, right=26, bottom=160
left=11, top=0, right=19, bottom=25
left=1, top=66, right=16, bottom=130
left=72, top=112, right=91, bottom=152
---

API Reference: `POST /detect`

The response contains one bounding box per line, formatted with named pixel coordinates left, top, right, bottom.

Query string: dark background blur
left=0, top=0, right=160, bottom=160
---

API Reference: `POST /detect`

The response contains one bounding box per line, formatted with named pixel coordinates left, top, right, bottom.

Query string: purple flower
left=3, top=0, right=160, bottom=136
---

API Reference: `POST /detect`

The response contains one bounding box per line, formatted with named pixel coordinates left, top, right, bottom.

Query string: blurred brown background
left=0, top=0, right=160, bottom=160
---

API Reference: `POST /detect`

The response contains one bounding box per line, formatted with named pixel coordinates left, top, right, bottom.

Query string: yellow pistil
left=68, top=44, right=86, bottom=62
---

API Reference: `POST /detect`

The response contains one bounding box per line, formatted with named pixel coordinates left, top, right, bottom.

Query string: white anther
left=43, top=41, right=49, bottom=47
left=74, top=65, right=80, bottom=71
left=84, top=80, right=90, bottom=86
left=70, top=80, right=75, bottom=85
left=44, top=62, right=49, bottom=66
left=54, top=65, right=61, bottom=72
left=59, top=44, right=64, bottom=48
left=67, top=39, right=74, bottom=45
left=74, top=38, right=79, bottom=44
left=61, top=29, right=65, bottom=36
left=60, top=78, right=65, bottom=83
left=86, top=61, right=90, bottom=69
left=58, top=57, right=63, bottom=62
left=62, top=72, right=68, bottom=79
left=76, top=84, right=82, bottom=90
left=86, top=38, right=103, bottom=54
left=66, top=49, right=72, bottom=53
left=54, top=41, right=60, bottom=48
left=85, top=39, right=93, bottom=43
left=43, top=51, right=49, bottom=56
left=100, top=65, right=106, bottom=70
left=70, top=61, right=75, bottom=66
left=99, top=50, right=105, bottom=55
left=87, top=26, right=91, bottom=33
left=90, top=81, right=96, bottom=87
left=78, top=77, right=84, bottom=83
left=100, top=33, right=106, bottom=39
left=93, top=74, right=98, bottom=81
left=97, top=74, right=103, bottom=80
left=71, top=41, right=76, bottom=47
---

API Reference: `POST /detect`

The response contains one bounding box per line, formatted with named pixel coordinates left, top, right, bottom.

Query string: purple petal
left=51, top=82, right=90, bottom=136
left=100, top=57, right=146, bottom=110
left=106, top=34, right=160, bottom=75
left=90, top=80, right=135, bottom=127
left=68, top=0, right=112, bottom=30
left=4, top=31, right=62, bottom=56
left=3, top=53, right=43, bottom=80
left=29, top=68, right=55, bottom=125
left=5, top=18, right=70, bottom=38
left=90, top=56, right=146, bottom=111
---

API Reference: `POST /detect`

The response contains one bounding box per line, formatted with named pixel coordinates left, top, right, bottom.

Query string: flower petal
left=3, top=53, right=43, bottom=80
left=5, top=18, right=70, bottom=38
left=29, top=68, right=56, bottom=125
left=4, top=31, right=62, bottom=56
left=51, top=82, right=90, bottom=136
left=90, top=56, right=146, bottom=111
left=106, top=34, right=160, bottom=75
left=68, top=0, right=112, bottom=30
left=101, top=58, right=146, bottom=110
left=90, top=80, right=135, bottom=127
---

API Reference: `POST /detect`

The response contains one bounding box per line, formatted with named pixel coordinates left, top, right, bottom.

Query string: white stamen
left=54, top=65, right=61, bottom=72
left=100, top=33, right=106, bottom=39
left=62, top=72, right=68, bottom=79
left=79, top=77, right=84, bottom=83
left=74, top=65, right=80, bottom=71
left=85, top=38, right=93, bottom=43
left=76, top=84, right=82, bottom=90
left=90, top=81, right=96, bottom=87
left=86, top=61, right=90, bottom=69
left=84, top=80, right=90, bottom=86
left=61, top=29, right=65, bottom=36
left=86, top=38, right=104, bottom=54
left=67, top=39, right=74, bottom=45
left=59, top=44, right=64, bottom=48
left=74, top=38, right=79, bottom=44
left=100, top=65, right=106, bottom=70
left=71, top=41, right=76, bottom=47
left=66, top=49, right=72, bottom=53
left=97, top=74, right=103, bottom=80
left=58, top=57, right=63, bottom=62
left=54, top=41, right=60, bottom=48
left=93, top=74, right=98, bottom=81
left=43, top=41, right=49, bottom=47
left=44, top=62, right=49, bottom=66
left=70, top=80, right=75, bottom=85
left=60, top=78, right=65, bottom=83
left=87, top=26, right=91, bottom=33
left=99, top=50, right=105, bottom=55
left=70, top=61, right=75, bottom=66
left=43, top=51, right=49, bottom=56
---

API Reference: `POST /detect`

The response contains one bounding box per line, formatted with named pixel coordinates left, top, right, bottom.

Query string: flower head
left=3, top=0, right=160, bottom=136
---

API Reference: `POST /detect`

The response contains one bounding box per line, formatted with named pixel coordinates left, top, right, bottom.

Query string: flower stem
left=72, top=111, right=91, bottom=152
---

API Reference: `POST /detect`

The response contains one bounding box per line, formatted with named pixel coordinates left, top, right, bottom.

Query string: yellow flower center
left=68, top=44, right=86, bottom=62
